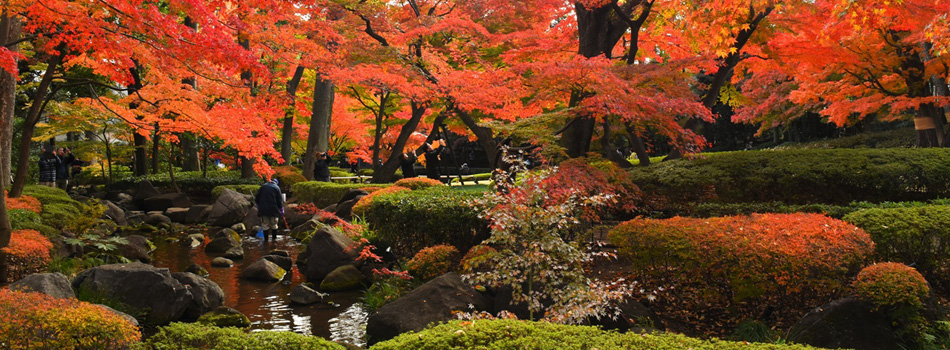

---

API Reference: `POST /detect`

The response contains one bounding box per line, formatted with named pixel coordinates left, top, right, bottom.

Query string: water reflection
left=329, top=304, right=369, bottom=348
left=150, top=232, right=365, bottom=342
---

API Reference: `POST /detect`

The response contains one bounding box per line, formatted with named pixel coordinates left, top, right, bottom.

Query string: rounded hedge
left=393, top=177, right=443, bottom=190
left=406, top=244, right=460, bottom=281
left=853, top=262, right=930, bottom=309
left=0, top=290, right=140, bottom=350
left=844, top=205, right=950, bottom=289
left=369, top=319, right=826, bottom=350
left=629, top=148, right=950, bottom=205
left=291, top=181, right=389, bottom=208
left=351, top=186, right=411, bottom=218
left=609, top=213, right=874, bottom=306
left=137, top=322, right=344, bottom=350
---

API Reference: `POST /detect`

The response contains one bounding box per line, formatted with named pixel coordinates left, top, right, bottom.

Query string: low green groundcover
left=370, top=319, right=828, bottom=349
left=135, top=322, right=344, bottom=350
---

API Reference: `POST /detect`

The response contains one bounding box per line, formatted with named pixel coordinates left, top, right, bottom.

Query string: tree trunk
left=454, top=108, right=500, bottom=169
left=0, top=12, right=18, bottom=190
left=130, top=65, right=149, bottom=176
left=238, top=35, right=257, bottom=179
left=151, top=123, right=160, bottom=174
left=9, top=50, right=64, bottom=198
left=303, top=77, right=334, bottom=180
left=600, top=119, right=633, bottom=168
left=181, top=133, right=199, bottom=171
left=371, top=102, right=429, bottom=183
left=626, top=127, right=651, bottom=167
left=280, top=66, right=306, bottom=163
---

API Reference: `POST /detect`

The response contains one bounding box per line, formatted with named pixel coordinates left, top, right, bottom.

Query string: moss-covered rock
left=196, top=306, right=251, bottom=328
left=319, top=265, right=363, bottom=292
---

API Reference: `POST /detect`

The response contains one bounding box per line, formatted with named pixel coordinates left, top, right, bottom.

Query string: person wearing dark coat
left=38, top=150, right=58, bottom=187
left=399, top=150, right=418, bottom=178
left=255, top=179, right=284, bottom=241
left=56, top=147, right=76, bottom=190
left=313, top=152, right=331, bottom=182
left=424, top=140, right=445, bottom=182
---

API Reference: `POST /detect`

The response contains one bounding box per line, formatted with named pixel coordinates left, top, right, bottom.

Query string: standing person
left=38, top=149, right=57, bottom=187
left=57, top=147, right=76, bottom=191
left=424, top=139, right=445, bottom=182
left=399, top=150, right=418, bottom=178
left=255, top=179, right=284, bottom=241
left=313, top=152, right=331, bottom=182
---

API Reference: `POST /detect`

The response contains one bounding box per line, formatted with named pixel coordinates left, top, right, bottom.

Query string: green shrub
left=111, top=170, right=259, bottom=197
left=21, top=185, right=78, bottom=206
left=609, top=213, right=873, bottom=315
left=406, top=245, right=460, bottom=281
left=393, top=177, right=444, bottom=190
left=780, top=128, right=915, bottom=149
left=211, top=184, right=261, bottom=199
left=137, top=322, right=344, bottom=350
left=854, top=262, right=930, bottom=309
left=844, top=205, right=950, bottom=289
left=291, top=181, right=389, bottom=208
left=8, top=209, right=41, bottom=231
left=369, top=319, right=826, bottom=349
left=15, top=221, right=59, bottom=238
left=363, top=187, right=488, bottom=257
left=40, top=203, right=81, bottom=229
left=630, top=148, right=950, bottom=205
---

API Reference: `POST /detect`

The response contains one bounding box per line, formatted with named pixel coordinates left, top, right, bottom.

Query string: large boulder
left=289, top=219, right=331, bottom=243
left=283, top=206, right=312, bottom=229
left=223, top=246, right=245, bottom=260
left=165, top=207, right=190, bottom=223
left=263, top=254, right=293, bottom=271
left=7, top=273, right=75, bottom=299
left=241, top=207, right=261, bottom=232
left=132, top=181, right=161, bottom=207
left=787, top=297, right=901, bottom=350
left=366, top=272, right=494, bottom=345
left=118, top=235, right=152, bottom=263
left=319, top=265, right=363, bottom=292
left=144, top=212, right=172, bottom=226
left=185, top=205, right=212, bottom=224
left=334, top=197, right=363, bottom=221
left=97, top=304, right=140, bottom=328
left=204, top=229, right=241, bottom=254
left=207, top=189, right=252, bottom=227
left=298, top=226, right=357, bottom=282
left=71, top=263, right=194, bottom=325
left=142, top=193, right=194, bottom=213
left=172, top=272, right=225, bottom=320
left=290, top=284, right=327, bottom=305
left=240, top=259, right=286, bottom=282
left=339, top=189, right=369, bottom=205
left=101, top=200, right=128, bottom=226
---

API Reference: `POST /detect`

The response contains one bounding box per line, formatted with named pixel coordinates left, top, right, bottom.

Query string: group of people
left=310, top=138, right=448, bottom=183
left=38, top=147, right=78, bottom=190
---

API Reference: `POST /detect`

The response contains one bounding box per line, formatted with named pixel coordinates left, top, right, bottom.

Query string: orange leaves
left=853, top=262, right=929, bottom=308
left=4, top=193, right=41, bottom=213
left=0, top=290, right=140, bottom=349
left=1, top=229, right=54, bottom=282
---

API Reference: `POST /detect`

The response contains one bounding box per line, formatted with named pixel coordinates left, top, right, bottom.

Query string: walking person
left=255, top=179, right=284, bottom=242
left=38, top=149, right=57, bottom=188
left=313, top=152, right=331, bottom=182
left=424, top=139, right=445, bottom=182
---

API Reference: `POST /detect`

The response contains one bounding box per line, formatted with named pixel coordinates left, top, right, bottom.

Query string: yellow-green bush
left=854, top=262, right=930, bottom=309
left=0, top=290, right=140, bottom=350
left=291, top=181, right=389, bottom=208
left=369, top=319, right=828, bottom=350
left=137, top=322, right=343, bottom=349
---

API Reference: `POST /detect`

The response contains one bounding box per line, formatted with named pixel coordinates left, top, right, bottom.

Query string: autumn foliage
left=0, top=290, right=140, bottom=349
left=853, top=263, right=930, bottom=309
left=350, top=186, right=411, bottom=218
left=609, top=213, right=874, bottom=307
left=406, top=244, right=460, bottom=281
left=4, top=192, right=41, bottom=213
left=393, top=178, right=444, bottom=191
left=0, top=229, right=53, bottom=282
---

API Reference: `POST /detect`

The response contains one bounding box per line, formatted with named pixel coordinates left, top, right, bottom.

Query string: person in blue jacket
left=255, top=179, right=284, bottom=241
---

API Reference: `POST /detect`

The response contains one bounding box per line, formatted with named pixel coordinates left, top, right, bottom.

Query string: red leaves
left=853, top=262, right=929, bottom=308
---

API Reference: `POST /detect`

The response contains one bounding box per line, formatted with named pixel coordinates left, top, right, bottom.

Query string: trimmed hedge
left=21, top=186, right=79, bottom=230
left=630, top=148, right=950, bottom=205
left=136, top=322, right=344, bottom=349
left=291, top=181, right=389, bottom=208
left=8, top=209, right=41, bottom=231
left=211, top=184, right=261, bottom=199
left=854, top=262, right=929, bottom=309
left=844, top=205, right=950, bottom=288
left=369, top=319, right=827, bottom=350
left=112, top=170, right=259, bottom=197
left=609, top=213, right=874, bottom=306
left=0, top=290, right=140, bottom=350
left=363, top=187, right=489, bottom=257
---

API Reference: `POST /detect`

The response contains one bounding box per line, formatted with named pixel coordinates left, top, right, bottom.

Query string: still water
left=149, top=233, right=368, bottom=347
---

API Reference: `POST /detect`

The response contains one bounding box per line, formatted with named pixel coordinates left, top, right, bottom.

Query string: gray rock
left=205, top=229, right=241, bottom=254
left=96, top=304, right=140, bottom=328
left=183, top=233, right=205, bottom=248
left=144, top=213, right=172, bottom=226
left=71, top=263, right=194, bottom=325
left=263, top=254, right=293, bottom=271
left=230, top=223, right=247, bottom=233
left=289, top=218, right=331, bottom=243
left=7, top=273, right=76, bottom=299
left=788, top=297, right=900, bottom=350
left=185, top=263, right=209, bottom=277
left=289, top=284, right=327, bottom=305
left=299, top=226, right=357, bottom=282
left=366, top=272, right=493, bottom=345
left=207, top=189, right=251, bottom=227
left=319, top=265, right=363, bottom=292
left=334, top=197, right=363, bottom=221
left=283, top=206, right=312, bottom=229
left=241, top=207, right=260, bottom=232
left=185, top=205, right=212, bottom=224
left=165, top=207, right=190, bottom=223
left=172, top=272, right=225, bottom=320
left=132, top=181, right=160, bottom=207
left=223, top=246, right=244, bottom=260
left=143, top=193, right=194, bottom=213
left=101, top=200, right=128, bottom=226
left=240, top=259, right=286, bottom=282
left=211, top=257, right=233, bottom=267
left=126, top=211, right=146, bottom=225
left=118, top=235, right=152, bottom=263
left=268, top=250, right=290, bottom=257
